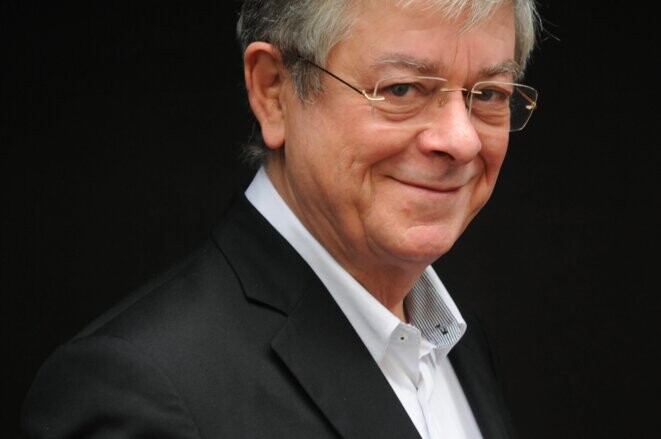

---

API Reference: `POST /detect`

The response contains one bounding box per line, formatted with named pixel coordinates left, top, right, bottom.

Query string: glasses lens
left=469, top=82, right=538, bottom=132
left=372, top=76, right=447, bottom=120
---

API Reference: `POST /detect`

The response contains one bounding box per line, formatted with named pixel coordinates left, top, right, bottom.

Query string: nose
left=415, top=92, right=482, bottom=163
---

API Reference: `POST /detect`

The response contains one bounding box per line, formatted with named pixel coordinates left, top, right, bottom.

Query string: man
left=21, top=0, right=540, bottom=437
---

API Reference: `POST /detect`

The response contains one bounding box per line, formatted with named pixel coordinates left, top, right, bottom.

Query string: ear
left=243, top=42, right=287, bottom=150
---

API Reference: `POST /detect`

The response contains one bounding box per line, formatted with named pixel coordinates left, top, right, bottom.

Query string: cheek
left=318, top=115, right=411, bottom=184
left=469, top=137, right=508, bottom=214
left=353, top=123, right=415, bottom=168
left=480, top=127, right=509, bottom=175
left=284, top=108, right=367, bottom=205
left=481, top=132, right=509, bottom=181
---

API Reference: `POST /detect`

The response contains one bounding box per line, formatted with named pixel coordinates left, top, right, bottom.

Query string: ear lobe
left=243, top=42, right=286, bottom=150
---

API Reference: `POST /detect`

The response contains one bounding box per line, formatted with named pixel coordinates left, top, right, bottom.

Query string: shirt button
left=435, top=324, right=449, bottom=335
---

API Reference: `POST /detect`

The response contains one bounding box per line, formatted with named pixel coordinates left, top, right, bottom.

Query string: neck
left=346, top=259, right=427, bottom=321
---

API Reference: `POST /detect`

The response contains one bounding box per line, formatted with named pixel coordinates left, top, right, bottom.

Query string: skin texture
left=244, top=2, right=516, bottom=320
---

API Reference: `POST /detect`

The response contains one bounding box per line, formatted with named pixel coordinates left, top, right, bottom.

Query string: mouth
left=389, top=176, right=462, bottom=194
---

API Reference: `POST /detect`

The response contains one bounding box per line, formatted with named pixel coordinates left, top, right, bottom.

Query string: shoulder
left=76, top=240, right=241, bottom=341
left=20, top=236, right=287, bottom=437
left=20, top=333, right=204, bottom=438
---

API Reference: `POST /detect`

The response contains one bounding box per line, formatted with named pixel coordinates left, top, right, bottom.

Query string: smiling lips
left=388, top=176, right=465, bottom=194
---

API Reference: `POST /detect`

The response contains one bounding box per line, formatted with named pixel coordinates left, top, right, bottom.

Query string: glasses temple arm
left=517, top=88, right=537, bottom=110
left=301, top=59, right=385, bottom=102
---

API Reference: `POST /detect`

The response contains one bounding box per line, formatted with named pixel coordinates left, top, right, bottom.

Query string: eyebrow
left=481, top=59, right=522, bottom=80
left=370, top=55, right=441, bottom=76
left=370, top=54, right=522, bottom=80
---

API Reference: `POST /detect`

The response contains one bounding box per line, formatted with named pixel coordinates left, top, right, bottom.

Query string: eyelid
left=377, top=76, right=445, bottom=92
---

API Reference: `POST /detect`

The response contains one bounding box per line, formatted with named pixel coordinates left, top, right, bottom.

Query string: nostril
left=432, top=150, right=451, bottom=158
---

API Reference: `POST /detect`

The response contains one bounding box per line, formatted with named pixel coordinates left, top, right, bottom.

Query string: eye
left=387, top=83, right=414, bottom=97
left=377, top=79, right=436, bottom=100
left=473, top=86, right=511, bottom=103
left=371, top=76, right=445, bottom=117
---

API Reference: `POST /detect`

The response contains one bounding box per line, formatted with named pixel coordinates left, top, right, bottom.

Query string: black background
left=2, top=1, right=658, bottom=438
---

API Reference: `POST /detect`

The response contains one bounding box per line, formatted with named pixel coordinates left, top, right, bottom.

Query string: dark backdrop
left=2, top=1, right=657, bottom=438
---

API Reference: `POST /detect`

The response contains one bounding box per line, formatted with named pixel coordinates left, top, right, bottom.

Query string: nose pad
left=436, top=94, right=448, bottom=107
left=437, top=87, right=468, bottom=107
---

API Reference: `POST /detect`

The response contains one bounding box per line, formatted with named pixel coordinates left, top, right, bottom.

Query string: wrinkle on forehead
left=364, top=0, right=509, bottom=33
left=369, top=55, right=449, bottom=76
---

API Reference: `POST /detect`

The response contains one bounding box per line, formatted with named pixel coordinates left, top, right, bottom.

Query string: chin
left=391, top=226, right=460, bottom=264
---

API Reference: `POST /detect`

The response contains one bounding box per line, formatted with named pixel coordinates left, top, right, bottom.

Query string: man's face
left=269, top=2, right=516, bottom=277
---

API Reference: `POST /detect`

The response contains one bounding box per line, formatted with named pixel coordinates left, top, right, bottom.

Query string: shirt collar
left=245, top=166, right=466, bottom=363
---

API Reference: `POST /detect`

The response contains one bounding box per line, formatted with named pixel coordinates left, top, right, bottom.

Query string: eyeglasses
left=302, top=59, right=538, bottom=133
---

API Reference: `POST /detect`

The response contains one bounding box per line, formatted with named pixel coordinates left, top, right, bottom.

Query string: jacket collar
left=213, top=192, right=513, bottom=438
left=449, top=315, right=518, bottom=439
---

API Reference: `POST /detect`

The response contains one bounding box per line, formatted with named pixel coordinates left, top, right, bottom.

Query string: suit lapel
left=449, top=318, right=517, bottom=439
left=213, top=193, right=420, bottom=438
left=272, top=274, right=421, bottom=439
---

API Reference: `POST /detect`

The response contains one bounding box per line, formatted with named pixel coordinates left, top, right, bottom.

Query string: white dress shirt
left=245, top=166, right=483, bottom=439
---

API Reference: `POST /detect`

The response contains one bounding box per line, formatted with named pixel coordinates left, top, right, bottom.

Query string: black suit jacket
left=21, top=192, right=517, bottom=438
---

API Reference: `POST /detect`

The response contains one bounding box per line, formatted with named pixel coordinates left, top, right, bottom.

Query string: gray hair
left=236, top=0, right=541, bottom=163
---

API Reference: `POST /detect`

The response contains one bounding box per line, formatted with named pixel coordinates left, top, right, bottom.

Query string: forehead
left=335, top=1, right=517, bottom=78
